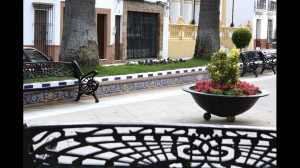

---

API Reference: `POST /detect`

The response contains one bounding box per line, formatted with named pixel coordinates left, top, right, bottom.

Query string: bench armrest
left=247, top=56, right=258, bottom=63
left=82, top=70, right=98, bottom=78
left=79, top=70, right=99, bottom=83
left=265, top=56, right=277, bottom=62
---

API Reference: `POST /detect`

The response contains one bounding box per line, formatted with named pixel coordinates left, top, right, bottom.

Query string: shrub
left=206, top=49, right=240, bottom=85
left=194, top=48, right=261, bottom=96
left=232, top=28, right=252, bottom=51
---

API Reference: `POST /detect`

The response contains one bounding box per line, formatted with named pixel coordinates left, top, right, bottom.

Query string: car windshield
left=23, top=53, right=29, bottom=62
left=25, top=49, right=48, bottom=62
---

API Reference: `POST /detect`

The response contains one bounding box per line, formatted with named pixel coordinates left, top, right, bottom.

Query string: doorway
left=255, top=19, right=262, bottom=49
left=97, top=14, right=105, bottom=59
left=115, top=16, right=121, bottom=60
left=33, top=5, right=54, bottom=59
left=127, top=12, right=158, bottom=59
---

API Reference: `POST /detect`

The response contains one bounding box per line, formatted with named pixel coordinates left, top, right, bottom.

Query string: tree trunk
left=194, top=0, right=220, bottom=58
left=59, top=0, right=99, bottom=67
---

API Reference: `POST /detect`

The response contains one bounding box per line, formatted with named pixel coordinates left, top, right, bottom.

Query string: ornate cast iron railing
left=24, top=122, right=276, bottom=168
left=23, top=61, right=99, bottom=103
left=23, top=61, right=77, bottom=79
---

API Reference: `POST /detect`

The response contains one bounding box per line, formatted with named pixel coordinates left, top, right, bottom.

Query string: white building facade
left=169, top=0, right=276, bottom=50
left=23, top=0, right=276, bottom=65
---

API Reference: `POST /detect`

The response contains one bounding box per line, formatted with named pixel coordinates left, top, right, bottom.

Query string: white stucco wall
left=226, top=0, right=254, bottom=27
left=170, top=1, right=180, bottom=23
left=183, top=1, right=192, bottom=24
left=162, top=0, right=170, bottom=58
left=23, top=0, right=62, bottom=45
left=225, top=0, right=277, bottom=41
left=254, top=13, right=276, bottom=40
left=194, top=2, right=200, bottom=24
left=24, top=0, right=275, bottom=60
left=24, top=0, right=170, bottom=59
left=24, top=0, right=121, bottom=46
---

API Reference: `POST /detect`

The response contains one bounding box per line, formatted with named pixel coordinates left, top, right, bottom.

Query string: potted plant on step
left=181, top=48, right=269, bottom=122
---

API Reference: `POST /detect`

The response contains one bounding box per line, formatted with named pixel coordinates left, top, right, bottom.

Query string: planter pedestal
left=182, top=85, right=270, bottom=122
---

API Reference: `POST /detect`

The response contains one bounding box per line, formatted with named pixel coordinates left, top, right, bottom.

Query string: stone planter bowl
left=182, top=85, right=270, bottom=122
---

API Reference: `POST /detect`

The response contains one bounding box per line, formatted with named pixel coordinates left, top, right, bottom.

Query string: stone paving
left=24, top=71, right=276, bottom=128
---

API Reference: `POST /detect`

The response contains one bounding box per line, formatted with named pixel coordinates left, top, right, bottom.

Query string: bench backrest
left=255, top=51, right=267, bottom=62
left=242, top=51, right=277, bottom=63
left=23, top=122, right=277, bottom=168
left=240, top=52, right=258, bottom=63
left=23, top=61, right=84, bottom=80
left=239, top=52, right=247, bottom=63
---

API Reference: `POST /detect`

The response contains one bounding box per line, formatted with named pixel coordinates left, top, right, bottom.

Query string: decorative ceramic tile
left=23, top=72, right=211, bottom=106
left=23, top=66, right=273, bottom=106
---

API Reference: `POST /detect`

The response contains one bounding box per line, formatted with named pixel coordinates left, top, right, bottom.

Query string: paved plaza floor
left=24, top=71, right=276, bottom=128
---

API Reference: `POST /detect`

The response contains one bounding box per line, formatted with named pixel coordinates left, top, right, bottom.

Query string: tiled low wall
left=23, top=63, right=273, bottom=107
left=23, top=66, right=213, bottom=107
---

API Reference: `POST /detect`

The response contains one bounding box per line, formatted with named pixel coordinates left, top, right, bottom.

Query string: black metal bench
left=256, top=51, right=277, bottom=75
left=23, top=122, right=277, bottom=168
left=23, top=61, right=100, bottom=103
left=240, top=51, right=277, bottom=77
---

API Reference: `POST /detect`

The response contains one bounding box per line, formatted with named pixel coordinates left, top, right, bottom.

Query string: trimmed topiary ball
left=232, top=28, right=252, bottom=50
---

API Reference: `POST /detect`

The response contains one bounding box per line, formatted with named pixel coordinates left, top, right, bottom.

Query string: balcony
left=267, top=1, right=276, bottom=16
left=255, top=1, right=266, bottom=15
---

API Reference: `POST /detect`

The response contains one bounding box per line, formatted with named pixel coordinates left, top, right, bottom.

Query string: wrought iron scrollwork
left=23, top=61, right=75, bottom=79
left=240, top=52, right=259, bottom=77
left=24, top=123, right=276, bottom=168
left=23, top=61, right=99, bottom=103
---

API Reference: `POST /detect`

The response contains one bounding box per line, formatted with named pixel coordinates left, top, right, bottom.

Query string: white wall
left=225, top=0, right=277, bottom=41
left=95, top=0, right=117, bottom=45
left=226, top=0, right=254, bottom=27
left=23, top=0, right=62, bottom=45
left=162, top=0, right=170, bottom=58
left=253, top=0, right=277, bottom=40
left=170, top=1, right=181, bottom=23
left=183, top=1, right=192, bottom=24
left=112, top=0, right=123, bottom=16
left=24, top=0, right=118, bottom=46
left=194, top=2, right=200, bottom=24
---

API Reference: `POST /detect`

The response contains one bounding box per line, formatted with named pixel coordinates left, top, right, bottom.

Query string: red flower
left=222, top=84, right=229, bottom=89
left=215, top=83, right=222, bottom=89
left=194, top=80, right=261, bottom=96
left=204, top=85, right=212, bottom=92
left=248, top=89, right=255, bottom=95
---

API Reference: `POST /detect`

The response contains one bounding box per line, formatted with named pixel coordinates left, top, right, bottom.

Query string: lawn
left=23, top=57, right=242, bottom=84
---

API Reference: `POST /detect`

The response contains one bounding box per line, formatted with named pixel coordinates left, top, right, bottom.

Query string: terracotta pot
left=181, top=85, right=270, bottom=122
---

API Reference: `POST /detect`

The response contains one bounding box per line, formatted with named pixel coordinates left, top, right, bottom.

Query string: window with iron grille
left=32, top=3, right=54, bottom=59
left=256, top=0, right=266, bottom=10
left=267, top=19, right=273, bottom=43
left=268, top=1, right=276, bottom=11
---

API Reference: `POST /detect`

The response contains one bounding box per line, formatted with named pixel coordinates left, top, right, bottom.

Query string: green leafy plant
left=232, top=28, right=252, bottom=52
left=206, top=48, right=240, bottom=85
left=194, top=48, right=261, bottom=96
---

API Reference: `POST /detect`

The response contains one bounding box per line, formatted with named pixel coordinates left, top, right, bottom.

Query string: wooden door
left=127, top=12, right=158, bottom=59
left=115, top=16, right=121, bottom=60
left=34, top=10, right=47, bottom=55
left=97, top=14, right=105, bottom=59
